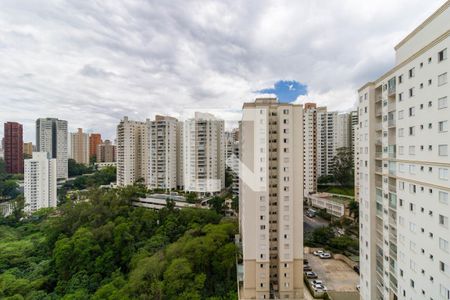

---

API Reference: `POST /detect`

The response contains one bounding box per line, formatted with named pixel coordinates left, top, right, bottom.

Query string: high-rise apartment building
left=225, top=130, right=240, bottom=196
left=36, top=118, right=68, bottom=179
left=176, top=122, right=184, bottom=189
left=24, top=152, right=57, bottom=213
left=23, top=142, right=33, bottom=157
left=97, top=140, right=116, bottom=162
left=357, top=3, right=449, bottom=299
left=3, top=122, right=23, bottom=174
left=70, top=128, right=89, bottom=165
left=116, top=117, right=149, bottom=186
left=89, top=133, right=102, bottom=159
left=303, top=103, right=319, bottom=197
left=148, top=115, right=179, bottom=190
left=183, top=112, right=225, bottom=194
left=240, top=98, right=304, bottom=299
left=336, top=113, right=351, bottom=149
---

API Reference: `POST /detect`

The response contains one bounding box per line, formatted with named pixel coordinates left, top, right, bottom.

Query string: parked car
left=303, top=259, right=309, bottom=265
left=313, top=250, right=324, bottom=256
left=319, top=253, right=332, bottom=259
left=356, top=284, right=360, bottom=291
left=306, top=208, right=317, bottom=218
left=353, top=265, right=360, bottom=274
left=312, top=284, right=328, bottom=291
left=311, top=280, right=324, bottom=285
left=305, top=271, right=318, bottom=279
left=303, top=265, right=312, bottom=271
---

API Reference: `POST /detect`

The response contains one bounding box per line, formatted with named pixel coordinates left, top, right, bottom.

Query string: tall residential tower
left=357, top=3, right=449, bottom=299
left=240, top=98, right=304, bottom=299
left=3, top=122, right=23, bottom=174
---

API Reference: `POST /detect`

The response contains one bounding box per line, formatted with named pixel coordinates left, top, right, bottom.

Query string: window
left=439, top=214, right=449, bottom=228
left=439, top=168, right=448, bottom=180
left=398, top=146, right=404, bottom=155
left=409, top=88, right=414, bottom=97
left=438, top=48, right=448, bottom=62
left=398, top=128, right=404, bottom=137
left=409, top=146, right=415, bottom=155
left=398, top=93, right=403, bottom=101
left=440, top=238, right=449, bottom=252
left=440, top=191, right=449, bottom=205
left=438, top=72, right=448, bottom=86
left=409, top=107, right=415, bottom=116
left=440, top=284, right=450, bottom=299
left=409, top=126, right=415, bottom=136
left=398, top=75, right=403, bottom=83
left=409, top=67, right=415, bottom=78
left=398, top=110, right=404, bottom=119
left=439, top=121, right=448, bottom=132
left=439, top=97, right=448, bottom=109
left=439, top=145, right=448, bottom=156
left=440, top=261, right=449, bottom=275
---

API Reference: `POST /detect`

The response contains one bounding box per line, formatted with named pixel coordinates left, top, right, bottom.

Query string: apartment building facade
left=148, top=115, right=179, bottom=190
left=70, top=128, right=89, bottom=165
left=116, top=117, right=149, bottom=186
left=23, top=142, right=33, bottom=157
left=303, top=103, right=319, bottom=196
left=240, top=98, right=304, bottom=299
left=3, top=122, right=23, bottom=174
left=36, top=118, right=68, bottom=179
left=183, top=112, right=225, bottom=194
left=357, top=3, right=449, bottom=300
left=97, top=139, right=116, bottom=163
left=24, top=152, right=57, bottom=213
left=89, top=133, right=102, bottom=159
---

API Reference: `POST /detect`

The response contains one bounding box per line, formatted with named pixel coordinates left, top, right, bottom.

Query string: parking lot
left=305, top=252, right=359, bottom=292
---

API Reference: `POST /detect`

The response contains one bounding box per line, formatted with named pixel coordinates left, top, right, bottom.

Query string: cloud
left=0, top=0, right=445, bottom=141
left=256, top=80, right=308, bottom=103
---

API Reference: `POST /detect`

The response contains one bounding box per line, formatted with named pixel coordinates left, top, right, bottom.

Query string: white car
left=313, top=250, right=324, bottom=256
left=356, top=284, right=360, bottom=291
left=319, top=252, right=332, bottom=259
left=311, top=280, right=324, bottom=285
left=313, top=284, right=328, bottom=291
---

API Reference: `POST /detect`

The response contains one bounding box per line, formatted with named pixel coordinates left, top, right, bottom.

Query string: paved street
left=303, top=211, right=330, bottom=233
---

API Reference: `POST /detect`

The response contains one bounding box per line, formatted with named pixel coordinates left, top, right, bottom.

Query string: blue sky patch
left=256, top=80, right=308, bottom=103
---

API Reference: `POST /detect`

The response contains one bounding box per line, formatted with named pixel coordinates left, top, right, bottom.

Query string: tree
left=68, top=159, right=93, bottom=177
left=348, top=200, right=359, bottom=219
left=185, top=192, right=198, bottom=204
left=209, top=196, right=225, bottom=215
left=332, top=147, right=354, bottom=187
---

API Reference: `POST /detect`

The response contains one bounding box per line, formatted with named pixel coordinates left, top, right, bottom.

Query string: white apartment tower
left=183, top=112, right=225, bottom=194
left=357, top=3, right=449, bottom=300
left=70, top=128, right=89, bottom=165
left=116, top=117, right=149, bottom=186
left=148, top=115, right=179, bottom=190
left=240, top=98, right=304, bottom=299
left=36, top=118, right=68, bottom=179
left=303, top=103, right=319, bottom=197
left=24, top=152, right=57, bottom=213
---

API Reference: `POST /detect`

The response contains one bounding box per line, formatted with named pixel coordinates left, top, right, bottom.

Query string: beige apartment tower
left=70, top=128, right=89, bottom=165
left=116, top=117, right=149, bottom=186
left=240, top=98, right=304, bottom=299
left=96, top=140, right=116, bottom=162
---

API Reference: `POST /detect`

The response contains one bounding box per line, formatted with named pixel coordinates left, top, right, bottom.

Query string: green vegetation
left=68, top=159, right=94, bottom=177
left=305, top=218, right=359, bottom=257
left=0, top=185, right=238, bottom=299
left=317, top=186, right=355, bottom=197
left=0, top=159, right=21, bottom=200
left=332, top=147, right=354, bottom=187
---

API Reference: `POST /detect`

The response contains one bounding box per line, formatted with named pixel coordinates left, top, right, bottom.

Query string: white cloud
left=0, top=0, right=445, bottom=141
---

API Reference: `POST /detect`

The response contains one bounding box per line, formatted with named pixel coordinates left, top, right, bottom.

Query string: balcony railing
left=388, top=119, right=396, bottom=127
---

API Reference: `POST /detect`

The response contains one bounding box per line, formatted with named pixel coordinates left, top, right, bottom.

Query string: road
left=303, top=212, right=329, bottom=233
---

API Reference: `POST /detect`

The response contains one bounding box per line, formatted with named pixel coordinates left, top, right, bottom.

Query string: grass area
left=318, top=186, right=354, bottom=197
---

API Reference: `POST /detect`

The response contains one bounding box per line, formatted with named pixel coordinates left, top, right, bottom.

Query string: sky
left=0, top=0, right=445, bottom=142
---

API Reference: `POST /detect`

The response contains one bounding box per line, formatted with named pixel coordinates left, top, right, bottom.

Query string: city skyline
left=0, top=0, right=445, bottom=142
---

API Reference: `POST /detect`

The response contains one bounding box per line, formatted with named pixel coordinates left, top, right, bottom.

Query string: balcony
left=375, top=152, right=383, bottom=159
left=376, top=108, right=382, bottom=117
left=388, top=119, right=396, bottom=128
left=388, top=77, right=396, bottom=96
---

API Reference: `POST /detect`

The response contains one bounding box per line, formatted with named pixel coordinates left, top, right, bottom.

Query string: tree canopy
left=0, top=185, right=238, bottom=299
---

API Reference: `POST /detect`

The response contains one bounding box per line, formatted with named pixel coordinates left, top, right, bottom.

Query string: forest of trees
left=0, top=184, right=238, bottom=299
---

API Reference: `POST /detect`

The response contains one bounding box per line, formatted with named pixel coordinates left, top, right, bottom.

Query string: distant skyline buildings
left=3, top=122, right=23, bottom=174
left=36, top=118, right=68, bottom=179
left=70, top=128, right=89, bottom=165
left=89, top=133, right=102, bottom=159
